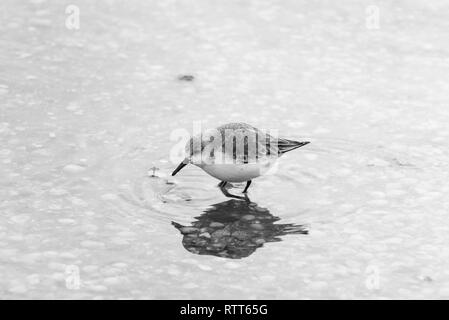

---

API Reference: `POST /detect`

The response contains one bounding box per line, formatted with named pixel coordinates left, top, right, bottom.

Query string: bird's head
left=171, top=135, right=205, bottom=176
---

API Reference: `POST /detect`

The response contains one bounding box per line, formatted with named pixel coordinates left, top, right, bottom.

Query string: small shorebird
left=172, top=122, right=309, bottom=193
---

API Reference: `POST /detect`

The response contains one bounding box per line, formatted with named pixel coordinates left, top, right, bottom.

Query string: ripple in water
left=117, top=171, right=220, bottom=223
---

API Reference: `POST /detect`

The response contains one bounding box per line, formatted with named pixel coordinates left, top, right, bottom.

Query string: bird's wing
left=207, top=123, right=309, bottom=161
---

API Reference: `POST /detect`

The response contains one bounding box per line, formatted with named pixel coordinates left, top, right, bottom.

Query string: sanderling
left=171, top=122, right=309, bottom=193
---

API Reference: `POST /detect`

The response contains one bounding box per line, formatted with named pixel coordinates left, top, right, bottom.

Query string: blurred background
left=1, top=0, right=449, bottom=299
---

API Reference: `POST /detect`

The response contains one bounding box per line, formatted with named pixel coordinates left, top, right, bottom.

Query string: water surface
left=1, top=0, right=449, bottom=299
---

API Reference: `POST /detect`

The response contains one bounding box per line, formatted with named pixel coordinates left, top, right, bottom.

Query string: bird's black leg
left=218, top=181, right=227, bottom=188
left=243, top=180, right=252, bottom=193
left=219, top=182, right=247, bottom=200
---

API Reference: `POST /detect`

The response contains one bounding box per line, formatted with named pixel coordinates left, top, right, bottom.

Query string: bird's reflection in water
left=172, top=197, right=308, bottom=259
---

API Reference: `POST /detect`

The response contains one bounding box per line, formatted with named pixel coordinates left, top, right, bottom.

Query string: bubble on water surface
left=62, top=164, right=86, bottom=174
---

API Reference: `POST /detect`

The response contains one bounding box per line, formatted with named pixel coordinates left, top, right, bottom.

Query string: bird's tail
left=277, top=139, right=310, bottom=154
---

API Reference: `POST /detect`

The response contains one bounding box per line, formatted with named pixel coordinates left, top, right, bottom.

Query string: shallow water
left=1, top=0, right=449, bottom=299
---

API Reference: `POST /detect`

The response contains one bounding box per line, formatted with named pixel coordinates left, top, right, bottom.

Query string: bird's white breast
left=192, top=148, right=279, bottom=182
left=197, top=160, right=275, bottom=182
left=199, top=163, right=260, bottom=182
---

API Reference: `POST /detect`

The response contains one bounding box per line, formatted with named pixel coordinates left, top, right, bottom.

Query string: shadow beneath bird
left=172, top=197, right=308, bottom=259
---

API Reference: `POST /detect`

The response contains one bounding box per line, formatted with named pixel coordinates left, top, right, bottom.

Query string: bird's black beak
left=172, top=160, right=188, bottom=176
